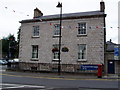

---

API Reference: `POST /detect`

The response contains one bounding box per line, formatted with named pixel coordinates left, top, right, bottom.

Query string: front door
left=108, top=60, right=115, bottom=74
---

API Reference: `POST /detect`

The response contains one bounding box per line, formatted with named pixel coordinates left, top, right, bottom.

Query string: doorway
left=108, top=60, right=115, bottom=74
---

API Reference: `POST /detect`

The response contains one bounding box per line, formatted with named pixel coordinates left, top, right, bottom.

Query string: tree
left=2, top=37, right=9, bottom=58
left=2, top=34, right=19, bottom=59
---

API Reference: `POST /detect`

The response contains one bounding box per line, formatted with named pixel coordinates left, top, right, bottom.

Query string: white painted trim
left=77, top=22, right=88, bottom=35
left=77, top=59, right=87, bottom=62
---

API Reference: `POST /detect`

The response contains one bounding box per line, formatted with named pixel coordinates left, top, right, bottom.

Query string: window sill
left=77, top=34, right=87, bottom=37
left=53, top=35, right=62, bottom=38
left=30, top=58, right=39, bottom=61
left=52, top=59, right=61, bottom=62
left=32, top=36, right=40, bottom=38
left=77, top=59, right=87, bottom=62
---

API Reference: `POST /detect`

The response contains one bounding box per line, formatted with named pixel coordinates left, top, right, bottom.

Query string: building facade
left=105, top=40, right=120, bottom=75
left=19, top=1, right=106, bottom=72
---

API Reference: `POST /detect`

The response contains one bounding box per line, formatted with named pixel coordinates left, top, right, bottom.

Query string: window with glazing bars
left=54, top=24, right=60, bottom=36
left=53, top=44, right=59, bottom=60
left=78, top=44, right=86, bottom=59
left=33, top=26, right=39, bottom=36
left=78, top=23, right=86, bottom=35
left=32, top=45, right=38, bottom=58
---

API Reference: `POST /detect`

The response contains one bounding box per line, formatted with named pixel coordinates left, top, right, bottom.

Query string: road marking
left=0, top=73, right=119, bottom=81
left=0, top=70, right=6, bottom=72
left=0, top=83, right=45, bottom=89
left=0, top=83, right=20, bottom=86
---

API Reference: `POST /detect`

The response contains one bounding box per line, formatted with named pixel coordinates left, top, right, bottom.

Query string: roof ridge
left=43, top=10, right=102, bottom=17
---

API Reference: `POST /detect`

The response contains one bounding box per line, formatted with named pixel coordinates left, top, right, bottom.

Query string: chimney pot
left=100, top=0, right=105, bottom=12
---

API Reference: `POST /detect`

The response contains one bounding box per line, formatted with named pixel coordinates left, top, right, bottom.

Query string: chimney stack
left=100, top=0, right=105, bottom=12
left=34, top=8, right=43, bottom=18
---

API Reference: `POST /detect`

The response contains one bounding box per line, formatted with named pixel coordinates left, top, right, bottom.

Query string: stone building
left=19, top=1, right=106, bottom=72
left=105, top=40, right=120, bottom=75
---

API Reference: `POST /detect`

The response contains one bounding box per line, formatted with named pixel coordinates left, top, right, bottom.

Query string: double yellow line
left=0, top=73, right=119, bottom=81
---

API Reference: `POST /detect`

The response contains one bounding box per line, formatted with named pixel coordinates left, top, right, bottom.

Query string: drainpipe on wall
left=100, top=0, right=107, bottom=76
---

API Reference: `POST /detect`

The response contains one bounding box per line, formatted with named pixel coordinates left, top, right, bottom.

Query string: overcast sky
left=0, top=0, right=119, bottom=43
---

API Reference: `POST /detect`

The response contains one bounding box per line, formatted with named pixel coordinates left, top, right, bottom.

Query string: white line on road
left=0, top=83, right=45, bottom=89
left=0, top=70, right=6, bottom=72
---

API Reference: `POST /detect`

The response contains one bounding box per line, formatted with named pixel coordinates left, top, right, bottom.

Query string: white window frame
left=53, top=51, right=59, bottom=60
left=78, top=44, right=87, bottom=61
left=33, top=26, right=40, bottom=37
left=52, top=44, right=59, bottom=61
left=32, top=45, right=38, bottom=59
left=78, top=23, right=87, bottom=35
left=53, top=24, right=60, bottom=36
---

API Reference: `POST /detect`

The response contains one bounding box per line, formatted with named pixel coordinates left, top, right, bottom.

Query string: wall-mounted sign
left=80, top=65, right=98, bottom=70
left=114, top=45, right=120, bottom=60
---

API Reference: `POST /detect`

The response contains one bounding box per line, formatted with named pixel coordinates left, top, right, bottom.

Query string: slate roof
left=20, top=10, right=106, bottom=23
left=106, top=41, right=117, bottom=52
left=41, top=10, right=105, bottom=19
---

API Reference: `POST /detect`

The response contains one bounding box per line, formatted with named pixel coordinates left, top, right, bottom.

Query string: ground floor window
left=53, top=51, right=59, bottom=59
left=78, top=44, right=86, bottom=60
left=32, top=45, right=38, bottom=59
left=52, top=44, right=59, bottom=60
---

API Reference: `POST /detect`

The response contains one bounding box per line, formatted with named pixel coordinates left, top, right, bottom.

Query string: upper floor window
left=54, top=24, right=60, bottom=36
left=78, top=23, right=86, bottom=35
left=33, top=26, right=39, bottom=36
left=32, top=45, right=38, bottom=59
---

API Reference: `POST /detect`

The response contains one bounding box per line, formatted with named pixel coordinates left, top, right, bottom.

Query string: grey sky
left=0, top=0, right=119, bottom=43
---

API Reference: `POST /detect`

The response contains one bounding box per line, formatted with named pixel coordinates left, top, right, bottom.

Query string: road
left=0, top=65, right=119, bottom=90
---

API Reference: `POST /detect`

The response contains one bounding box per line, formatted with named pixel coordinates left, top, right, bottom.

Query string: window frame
left=53, top=24, right=60, bottom=36
left=33, top=26, right=40, bottom=37
left=78, top=23, right=87, bottom=35
left=78, top=44, right=87, bottom=61
left=32, top=45, right=39, bottom=59
left=53, top=51, right=59, bottom=60
left=52, top=44, right=59, bottom=61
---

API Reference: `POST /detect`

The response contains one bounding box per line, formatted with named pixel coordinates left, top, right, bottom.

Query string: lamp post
left=56, top=2, right=62, bottom=75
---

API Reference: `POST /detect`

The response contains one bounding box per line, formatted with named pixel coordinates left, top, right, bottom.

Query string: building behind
left=19, top=1, right=106, bottom=72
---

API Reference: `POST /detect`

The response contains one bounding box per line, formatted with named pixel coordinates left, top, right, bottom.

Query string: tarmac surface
left=1, top=82, right=119, bottom=90
left=1, top=65, right=120, bottom=90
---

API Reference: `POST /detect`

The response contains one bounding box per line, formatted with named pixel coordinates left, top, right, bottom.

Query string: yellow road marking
left=0, top=73, right=119, bottom=81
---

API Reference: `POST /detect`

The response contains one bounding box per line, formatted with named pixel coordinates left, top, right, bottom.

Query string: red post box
left=97, top=64, right=102, bottom=78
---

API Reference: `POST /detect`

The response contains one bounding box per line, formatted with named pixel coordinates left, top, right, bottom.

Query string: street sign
left=114, top=46, right=120, bottom=60
left=80, top=65, right=98, bottom=70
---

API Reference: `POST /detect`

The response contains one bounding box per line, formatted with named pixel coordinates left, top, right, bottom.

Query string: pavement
left=1, top=65, right=119, bottom=80
left=4, top=69, right=120, bottom=80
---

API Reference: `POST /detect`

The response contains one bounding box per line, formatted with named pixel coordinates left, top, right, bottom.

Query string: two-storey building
left=19, top=1, right=106, bottom=73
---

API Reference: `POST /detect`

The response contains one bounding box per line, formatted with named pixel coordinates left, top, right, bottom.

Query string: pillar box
left=98, top=64, right=102, bottom=78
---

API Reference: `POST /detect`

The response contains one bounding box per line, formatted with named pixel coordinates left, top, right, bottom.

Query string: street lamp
left=56, top=2, right=62, bottom=75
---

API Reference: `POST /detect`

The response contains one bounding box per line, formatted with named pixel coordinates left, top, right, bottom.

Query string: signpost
left=114, top=45, right=120, bottom=60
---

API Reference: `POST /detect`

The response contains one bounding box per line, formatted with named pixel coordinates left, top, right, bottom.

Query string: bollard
left=97, top=64, right=102, bottom=78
